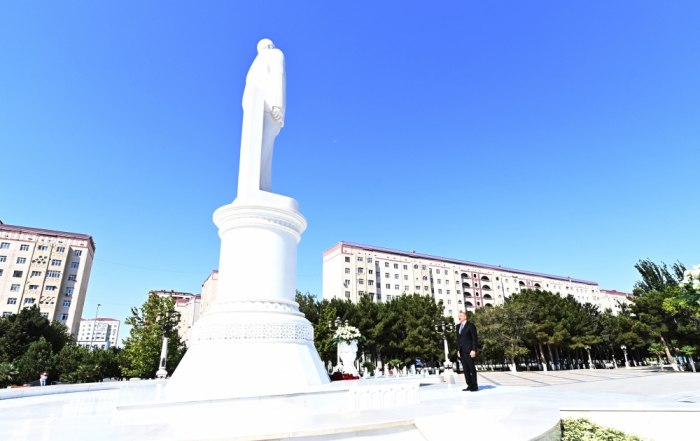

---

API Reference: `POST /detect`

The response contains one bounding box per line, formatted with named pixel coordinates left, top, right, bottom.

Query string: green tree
left=16, top=336, right=55, bottom=384
left=0, top=306, right=73, bottom=364
left=634, top=259, right=685, bottom=294
left=56, top=344, right=90, bottom=383
left=0, top=362, right=18, bottom=388
left=120, top=292, right=187, bottom=378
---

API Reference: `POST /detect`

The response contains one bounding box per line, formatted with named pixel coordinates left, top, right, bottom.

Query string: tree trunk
left=554, top=346, right=561, bottom=369
left=690, top=355, right=697, bottom=373
left=547, top=344, right=556, bottom=370
left=659, top=336, right=679, bottom=371
left=538, top=342, right=548, bottom=371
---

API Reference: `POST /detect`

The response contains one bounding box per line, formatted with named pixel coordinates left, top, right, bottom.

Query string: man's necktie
left=459, top=322, right=464, bottom=334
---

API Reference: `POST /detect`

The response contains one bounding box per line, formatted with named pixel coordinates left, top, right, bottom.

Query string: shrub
left=561, top=418, right=647, bottom=441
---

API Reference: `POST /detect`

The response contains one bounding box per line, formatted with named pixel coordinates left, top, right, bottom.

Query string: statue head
left=257, top=39, right=275, bottom=53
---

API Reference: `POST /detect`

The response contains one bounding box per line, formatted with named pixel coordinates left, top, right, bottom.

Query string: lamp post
left=155, top=306, right=181, bottom=379
left=621, top=344, right=630, bottom=368
left=585, top=345, right=593, bottom=370
left=434, top=320, right=454, bottom=372
left=89, top=303, right=101, bottom=351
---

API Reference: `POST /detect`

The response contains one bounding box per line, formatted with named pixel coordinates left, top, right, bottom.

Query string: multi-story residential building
left=0, top=222, right=95, bottom=336
left=323, top=241, right=628, bottom=321
left=153, top=290, right=201, bottom=345
left=598, top=289, right=634, bottom=313
left=77, top=318, right=120, bottom=349
left=200, top=270, right=218, bottom=318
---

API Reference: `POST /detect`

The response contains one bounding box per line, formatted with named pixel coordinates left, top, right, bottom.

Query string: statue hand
left=271, top=106, right=285, bottom=124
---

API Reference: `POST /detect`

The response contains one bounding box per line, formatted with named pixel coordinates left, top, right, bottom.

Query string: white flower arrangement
left=332, top=325, right=365, bottom=345
left=680, top=264, right=700, bottom=291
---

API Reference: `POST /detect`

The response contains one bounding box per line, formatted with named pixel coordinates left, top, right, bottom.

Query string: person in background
left=30, top=372, right=49, bottom=387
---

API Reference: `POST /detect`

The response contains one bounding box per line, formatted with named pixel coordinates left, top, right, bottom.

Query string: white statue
left=238, top=38, right=286, bottom=196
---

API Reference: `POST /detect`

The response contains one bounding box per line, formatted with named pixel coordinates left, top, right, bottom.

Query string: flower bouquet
left=332, top=325, right=366, bottom=345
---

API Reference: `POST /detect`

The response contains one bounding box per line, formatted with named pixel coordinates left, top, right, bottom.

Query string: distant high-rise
left=77, top=318, right=120, bottom=349
left=0, top=222, right=95, bottom=336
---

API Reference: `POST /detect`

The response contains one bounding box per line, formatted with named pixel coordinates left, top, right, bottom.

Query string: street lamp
left=155, top=306, right=181, bottom=379
left=621, top=344, right=630, bottom=368
left=585, top=345, right=593, bottom=370
left=89, top=304, right=101, bottom=351
left=434, top=320, right=454, bottom=372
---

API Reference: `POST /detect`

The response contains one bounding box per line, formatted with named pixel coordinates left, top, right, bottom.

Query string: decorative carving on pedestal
left=192, top=322, right=314, bottom=343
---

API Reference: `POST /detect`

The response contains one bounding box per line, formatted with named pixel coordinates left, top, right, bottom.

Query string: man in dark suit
left=456, top=312, right=478, bottom=391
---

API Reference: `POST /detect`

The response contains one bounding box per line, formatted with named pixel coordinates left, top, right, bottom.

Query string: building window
left=345, top=268, right=350, bottom=274
left=47, top=270, right=61, bottom=278
left=7, top=298, right=17, bottom=305
left=40, top=312, right=49, bottom=318
left=31, top=271, right=41, bottom=277
left=24, top=298, right=35, bottom=304
left=376, top=294, right=382, bottom=301
left=10, top=284, right=20, bottom=291
left=358, top=291, right=364, bottom=296
left=438, top=289, right=443, bottom=294
left=447, top=290, right=451, bottom=294
left=394, top=284, right=400, bottom=290
left=422, top=265, right=426, bottom=270
left=385, top=284, right=391, bottom=289
left=29, top=285, right=38, bottom=290
left=367, top=258, right=372, bottom=263
left=415, top=285, right=420, bottom=291
left=385, top=273, right=389, bottom=278
left=74, top=250, right=82, bottom=256
left=66, top=287, right=74, bottom=295
left=20, top=245, right=30, bottom=251
left=345, top=256, right=350, bottom=262
left=345, top=291, right=350, bottom=298
left=71, top=262, right=79, bottom=269
left=437, top=279, right=441, bottom=284
left=2, top=312, right=11, bottom=317
left=384, top=262, right=389, bottom=267
left=404, top=285, right=409, bottom=291
left=46, top=286, right=57, bottom=291
left=436, top=269, right=441, bottom=274
left=368, top=269, right=373, bottom=275
left=57, top=247, right=66, bottom=253
left=386, top=295, right=392, bottom=301
left=51, top=260, right=62, bottom=266
left=63, top=300, right=71, bottom=307
left=449, top=310, right=453, bottom=315
left=394, top=274, right=399, bottom=279
left=344, top=279, right=350, bottom=286
left=357, top=257, right=363, bottom=262
left=391, top=263, right=397, bottom=269
left=358, top=268, right=363, bottom=274
left=369, top=292, right=375, bottom=297
left=458, top=300, right=462, bottom=304
left=38, top=245, right=48, bottom=251
left=16, top=258, right=26, bottom=264
left=0, top=256, right=5, bottom=262
left=0, top=243, right=9, bottom=249
left=368, top=280, right=374, bottom=286
left=424, top=286, right=429, bottom=291
left=358, top=279, right=364, bottom=285
left=422, top=276, right=427, bottom=280
left=403, top=265, right=407, bottom=270
left=447, top=299, right=451, bottom=304
left=414, top=265, right=418, bottom=269
left=13, top=271, right=23, bottom=278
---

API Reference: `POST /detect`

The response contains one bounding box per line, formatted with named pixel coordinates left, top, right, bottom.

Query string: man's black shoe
left=462, top=388, right=470, bottom=391
left=470, top=386, right=480, bottom=392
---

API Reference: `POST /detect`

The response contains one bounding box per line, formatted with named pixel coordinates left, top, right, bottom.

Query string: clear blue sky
left=1, top=2, right=698, bottom=343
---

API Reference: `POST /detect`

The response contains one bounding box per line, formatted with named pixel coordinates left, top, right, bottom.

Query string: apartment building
left=0, top=223, right=95, bottom=336
left=599, top=289, right=634, bottom=313
left=200, top=270, right=218, bottom=318
left=323, top=241, right=629, bottom=321
left=77, top=318, right=120, bottom=349
left=153, top=290, right=201, bottom=345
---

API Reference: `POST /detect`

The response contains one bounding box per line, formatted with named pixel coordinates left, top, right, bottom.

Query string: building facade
left=77, top=318, right=120, bottom=349
left=0, top=223, right=95, bottom=336
left=153, top=290, right=201, bottom=346
left=323, top=241, right=629, bottom=321
left=200, top=270, right=218, bottom=318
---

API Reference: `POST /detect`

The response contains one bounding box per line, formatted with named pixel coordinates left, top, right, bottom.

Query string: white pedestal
left=166, top=192, right=330, bottom=399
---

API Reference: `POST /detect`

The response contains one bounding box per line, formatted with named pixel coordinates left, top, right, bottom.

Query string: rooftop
left=329, top=241, right=598, bottom=286
left=81, top=318, right=119, bottom=322
left=0, top=223, right=95, bottom=252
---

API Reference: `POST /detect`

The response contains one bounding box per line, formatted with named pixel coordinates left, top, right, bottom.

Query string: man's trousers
left=460, top=349, right=478, bottom=388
